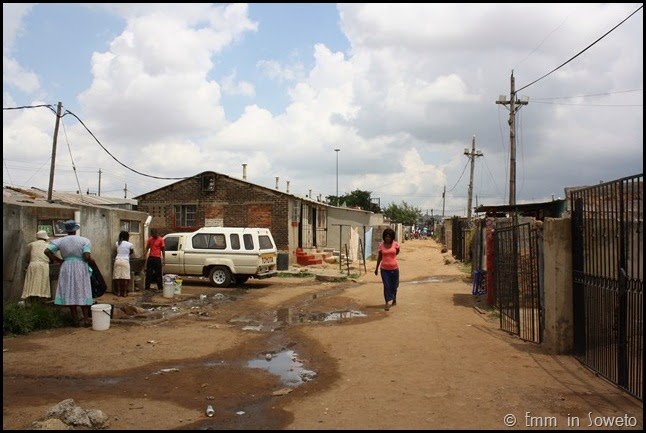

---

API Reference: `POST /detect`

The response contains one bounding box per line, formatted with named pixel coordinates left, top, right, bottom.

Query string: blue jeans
left=380, top=268, right=399, bottom=303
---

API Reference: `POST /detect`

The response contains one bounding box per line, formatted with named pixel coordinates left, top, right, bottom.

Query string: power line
left=514, top=8, right=574, bottom=70
left=446, top=158, right=470, bottom=193
left=479, top=155, right=504, bottom=202
left=532, top=101, right=642, bottom=107
left=63, top=109, right=189, bottom=181
left=3, top=103, right=189, bottom=195
left=532, top=88, right=642, bottom=101
left=60, top=115, right=84, bottom=197
left=3, top=104, right=55, bottom=113
left=516, top=5, right=643, bottom=94
left=3, top=158, right=15, bottom=186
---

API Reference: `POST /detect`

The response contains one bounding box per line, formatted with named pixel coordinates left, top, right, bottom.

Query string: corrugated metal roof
left=3, top=186, right=137, bottom=208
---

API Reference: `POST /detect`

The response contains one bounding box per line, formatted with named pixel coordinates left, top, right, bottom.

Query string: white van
left=163, top=227, right=278, bottom=288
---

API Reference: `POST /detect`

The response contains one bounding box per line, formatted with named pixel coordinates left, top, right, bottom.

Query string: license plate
left=261, top=254, right=275, bottom=264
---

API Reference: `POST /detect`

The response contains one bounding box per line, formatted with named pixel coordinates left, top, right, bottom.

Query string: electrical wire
left=514, top=9, right=574, bottom=71
left=3, top=158, right=15, bottom=186
left=516, top=5, right=643, bottom=94
left=532, top=89, right=642, bottom=101
left=532, top=101, right=642, bottom=107
left=480, top=156, right=504, bottom=202
left=59, top=116, right=86, bottom=202
left=63, top=109, right=190, bottom=181
left=2, top=104, right=55, bottom=114
left=445, top=158, right=470, bottom=193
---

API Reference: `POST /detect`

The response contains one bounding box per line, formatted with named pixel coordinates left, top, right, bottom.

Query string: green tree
left=343, top=189, right=372, bottom=210
left=326, top=189, right=380, bottom=212
left=326, top=195, right=342, bottom=206
left=382, top=201, right=423, bottom=225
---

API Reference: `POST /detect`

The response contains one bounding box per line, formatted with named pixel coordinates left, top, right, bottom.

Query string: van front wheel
left=209, top=267, right=232, bottom=288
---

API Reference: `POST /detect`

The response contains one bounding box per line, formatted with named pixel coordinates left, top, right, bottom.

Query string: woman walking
left=374, top=227, right=400, bottom=311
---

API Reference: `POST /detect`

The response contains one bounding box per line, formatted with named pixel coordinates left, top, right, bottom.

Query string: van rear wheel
left=209, top=267, right=232, bottom=288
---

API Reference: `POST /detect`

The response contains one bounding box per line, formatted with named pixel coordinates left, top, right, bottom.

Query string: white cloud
left=3, top=3, right=643, bottom=212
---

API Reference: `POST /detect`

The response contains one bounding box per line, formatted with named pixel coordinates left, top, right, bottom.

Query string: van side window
left=230, top=234, right=240, bottom=250
left=165, top=236, right=180, bottom=252
left=243, top=234, right=254, bottom=250
left=259, top=235, right=274, bottom=250
left=211, top=234, right=226, bottom=249
left=192, top=234, right=209, bottom=249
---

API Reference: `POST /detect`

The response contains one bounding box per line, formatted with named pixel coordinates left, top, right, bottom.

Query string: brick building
left=133, top=171, right=331, bottom=264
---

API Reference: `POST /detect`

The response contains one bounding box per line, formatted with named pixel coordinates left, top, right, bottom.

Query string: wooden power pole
left=464, top=135, right=483, bottom=222
left=495, top=71, right=528, bottom=208
left=47, top=102, right=62, bottom=202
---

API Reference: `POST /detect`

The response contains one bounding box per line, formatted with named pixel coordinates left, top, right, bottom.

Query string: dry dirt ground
left=3, top=238, right=643, bottom=430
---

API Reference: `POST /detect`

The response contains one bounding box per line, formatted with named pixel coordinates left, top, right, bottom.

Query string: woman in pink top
left=374, top=227, right=400, bottom=311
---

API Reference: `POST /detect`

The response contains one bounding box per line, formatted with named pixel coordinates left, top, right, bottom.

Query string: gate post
left=486, top=219, right=495, bottom=307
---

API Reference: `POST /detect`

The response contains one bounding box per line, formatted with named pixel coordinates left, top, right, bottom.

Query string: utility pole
left=47, top=102, right=62, bottom=202
left=464, top=135, right=483, bottom=222
left=334, top=148, right=340, bottom=203
left=496, top=72, right=527, bottom=296
left=495, top=71, right=528, bottom=208
left=431, top=208, right=434, bottom=234
left=442, top=185, right=446, bottom=218
left=98, top=169, right=102, bottom=196
left=124, top=183, right=128, bottom=199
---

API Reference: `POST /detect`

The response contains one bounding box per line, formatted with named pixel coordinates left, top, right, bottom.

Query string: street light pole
left=334, top=148, right=340, bottom=202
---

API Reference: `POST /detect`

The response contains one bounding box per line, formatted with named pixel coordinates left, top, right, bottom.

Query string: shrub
left=3, top=301, right=72, bottom=336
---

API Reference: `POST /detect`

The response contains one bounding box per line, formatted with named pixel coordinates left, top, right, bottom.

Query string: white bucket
left=163, top=281, right=175, bottom=298
left=91, top=304, right=112, bottom=331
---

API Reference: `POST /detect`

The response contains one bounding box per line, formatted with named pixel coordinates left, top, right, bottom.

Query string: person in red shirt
left=374, top=227, right=400, bottom=311
left=144, top=228, right=165, bottom=292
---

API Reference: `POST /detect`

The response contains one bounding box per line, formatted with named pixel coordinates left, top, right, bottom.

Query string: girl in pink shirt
left=374, top=227, right=400, bottom=311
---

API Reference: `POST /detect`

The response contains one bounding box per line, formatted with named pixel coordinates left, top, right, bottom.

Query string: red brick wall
left=136, top=173, right=290, bottom=250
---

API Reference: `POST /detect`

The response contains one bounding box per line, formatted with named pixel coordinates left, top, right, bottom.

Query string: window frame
left=37, top=219, right=69, bottom=237
left=174, top=204, right=197, bottom=228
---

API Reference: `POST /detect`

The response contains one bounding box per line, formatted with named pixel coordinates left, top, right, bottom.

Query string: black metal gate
left=493, top=222, right=542, bottom=343
left=571, top=174, right=643, bottom=401
left=451, top=217, right=467, bottom=261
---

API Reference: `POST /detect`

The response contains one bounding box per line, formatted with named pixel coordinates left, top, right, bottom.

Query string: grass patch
left=3, top=301, right=72, bottom=336
left=485, top=307, right=500, bottom=320
left=334, top=273, right=360, bottom=280
left=277, top=271, right=315, bottom=278
left=458, top=263, right=472, bottom=275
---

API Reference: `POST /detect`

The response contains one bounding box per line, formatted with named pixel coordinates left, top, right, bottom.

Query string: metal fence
left=493, top=222, right=542, bottom=343
left=571, top=173, right=643, bottom=401
left=451, top=217, right=468, bottom=261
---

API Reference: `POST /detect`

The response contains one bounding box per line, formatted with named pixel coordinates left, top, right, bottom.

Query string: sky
left=3, top=3, right=643, bottom=217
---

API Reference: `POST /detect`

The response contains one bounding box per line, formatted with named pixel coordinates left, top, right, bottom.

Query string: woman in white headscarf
left=21, top=230, right=54, bottom=303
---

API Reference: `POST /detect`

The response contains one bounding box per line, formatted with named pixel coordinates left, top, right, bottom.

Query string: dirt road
left=3, top=238, right=642, bottom=430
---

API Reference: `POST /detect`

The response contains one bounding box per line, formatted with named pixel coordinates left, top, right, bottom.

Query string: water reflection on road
left=247, top=350, right=317, bottom=387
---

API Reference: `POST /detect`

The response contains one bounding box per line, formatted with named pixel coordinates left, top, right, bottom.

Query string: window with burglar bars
left=174, top=205, right=196, bottom=228
left=120, top=220, right=140, bottom=233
